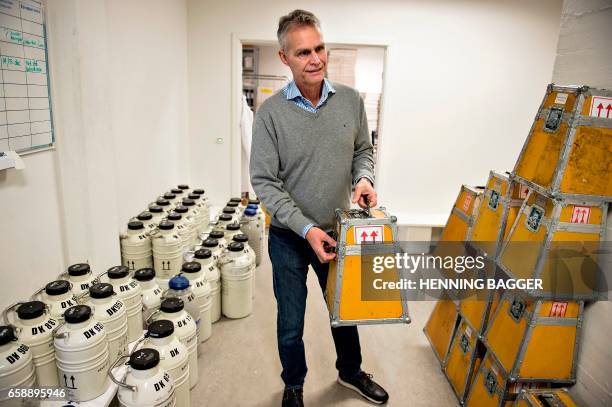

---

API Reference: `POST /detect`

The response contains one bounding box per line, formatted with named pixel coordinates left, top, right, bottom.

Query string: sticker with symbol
left=462, top=194, right=473, bottom=213
left=549, top=302, right=568, bottom=317
left=488, top=190, right=500, bottom=211
left=63, top=373, right=77, bottom=389
left=571, top=206, right=590, bottom=224
left=518, top=185, right=529, bottom=199
left=589, top=96, right=612, bottom=119
left=525, top=205, right=544, bottom=233
left=354, top=226, right=384, bottom=243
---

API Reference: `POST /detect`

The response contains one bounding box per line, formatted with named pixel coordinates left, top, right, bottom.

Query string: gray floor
left=193, top=241, right=458, bottom=407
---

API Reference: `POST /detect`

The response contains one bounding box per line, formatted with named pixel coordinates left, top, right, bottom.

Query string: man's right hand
left=306, top=227, right=337, bottom=263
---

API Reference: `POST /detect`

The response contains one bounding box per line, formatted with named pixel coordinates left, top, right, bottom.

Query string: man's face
left=279, top=25, right=327, bottom=89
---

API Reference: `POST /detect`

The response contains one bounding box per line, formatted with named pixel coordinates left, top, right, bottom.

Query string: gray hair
left=277, top=9, right=321, bottom=52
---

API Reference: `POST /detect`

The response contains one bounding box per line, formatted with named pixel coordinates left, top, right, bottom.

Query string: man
left=250, top=9, right=389, bottom=407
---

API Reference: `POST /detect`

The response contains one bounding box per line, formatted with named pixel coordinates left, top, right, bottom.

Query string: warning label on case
left=589, top=96, right=612, bottom=118
left=354, top=225, right=384, bottom=243
left=549, top=302, right=568, bottom=317
left=571, top=206, right=591, bottom=224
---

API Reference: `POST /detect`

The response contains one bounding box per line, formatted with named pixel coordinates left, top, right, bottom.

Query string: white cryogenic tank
left=181, top=262, right=212, bottom=343
left=115, top=348, right=175, bottom=407
left=222, top=205, right=241, bottom=223
left=208, top=230, right=228, bottom=251
left=220, top=242, right=253, bottom=319
left=4, top=301, right=58, bottom=387
left=179, top=199, right=200, bottom=247
left=121, top=220, right=153, bottom=272
left=186, top=192, right=209, bottom=236
left=147, top=205, right=165, bottom=227
left=165, top=275, right=200, bottom=345
left=136, top=211, right=156, bottom=232
left=53, top=305, right=109, bottom=401
left=63, top=263, right=99, bottom=297
left=142, top=320, right=189, bottom=407
left=232, top=234, right=257, bottom=300
left=223, top=223, right=242, bottom=243
left=242, top=207, right=263, bottom=266
left=211, top=214, right=234, bottom=237
left=134, top=268, right=162, bottom=324
left=106, top=266, right=143, bottom=343
left=86, top=283, right=128, bottom=362
left=152, top=221, right=183, bottom=284
left=0, top=326, right=36, bottom=407
left=155, top=197, right=173, bottom=215
left=34, top=280, right=78, bottom=323
left=174, top=205, right=198, bottom=249
left=176, top=184, right=191, bottom=195
left=150, top=298, right=198, bottom=389
left=166, top=212, right=190, bottom=255
left=198, top=240, right=222, bottom=323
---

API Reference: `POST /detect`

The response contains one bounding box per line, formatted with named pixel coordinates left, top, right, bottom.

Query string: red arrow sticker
left=549, top=302, right=568, bottom=317
left=571, top=205, right=591, bottom=224
left=589, top=96, right=612, bottom=119
left=354, top=226, right=384, bottom=244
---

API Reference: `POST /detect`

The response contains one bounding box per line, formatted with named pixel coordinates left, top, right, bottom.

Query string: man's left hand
left=352, top=178, right=377, bottom=209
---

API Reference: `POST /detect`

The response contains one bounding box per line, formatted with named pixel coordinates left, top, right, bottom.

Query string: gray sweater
left=250, top=82, right=375, bottom=236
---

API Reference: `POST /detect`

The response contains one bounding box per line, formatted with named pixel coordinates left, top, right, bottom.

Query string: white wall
left=0, top=0, right=190, bottom=311
left=355, top=47, right=385, bottom=94
left=257, top=45, right=292, bottom=80
left=551, top=1, right=612, bottom=405
left=187, top=0, right=562, bottom=222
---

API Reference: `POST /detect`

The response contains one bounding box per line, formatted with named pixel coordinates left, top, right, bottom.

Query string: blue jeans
left=268, top=225, right=362, bottom=389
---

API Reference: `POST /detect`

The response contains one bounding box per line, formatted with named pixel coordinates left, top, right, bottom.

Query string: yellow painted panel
left=326, top=260, right=338, bottom=313
left=515, top=119, right=568, bottom=188
left=465, top=354, right=505, bottom=407
left=560, top=126, right=612, bottom=197
left=337, top=255, right=403, bottom=321
left=485, top=298, right=528, bottom=373
left=441, top=212, right=469, bottom=242
left=424, top=300, right=458, bottom=362
left=445, top=319, right=478, bottom=400
left=518, top=325, right=576, bottom=380
left=500, top=212, right=546, bottom=280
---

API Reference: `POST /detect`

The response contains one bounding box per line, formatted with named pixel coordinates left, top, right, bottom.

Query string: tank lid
left=233, top=234, right=249, bottom=243
left=134, top=268, right=155, bottom=282
left=68, top=263, right=90, bottom=277
left=0, top=326, right=17, bottom=345
left=158, top=220, right=174, bottom=230
left=148, top=205, right=163, bottom=213
left=129, top=348, right=160, bottom=371
left=246, top=204, right=258, bottom=210
left=174, top=205, right=188, bottom=214
left=168, top=275, right=190, bottom=290
left=89, top=283, right=114, bottom=299
left=167, top=212, right=182, bottom=221
left=201, top=238, right=218, bottom=248
left=243, top=208, right=256, bottom=216
left=222, top=207, right=236, bottom=214
left=229, top=197, right=241, bottom=202
left=64, top=305, right=92, bottom=324
left=218, top=214, right=233, bottom=222
left=17, top=301, right=45, bottom=320
left=137, top=211, right=153, bottom=221
left=177, top=184, right=190, bottom=190
left=181, top=262, right=202, bottom=273
left=187, top=194, right=200, bottom=200
left=194, top=248, right=211, bottom=259
left=209, top=230, right=224, bottom=239
left=248, top=198, right=260, bottom=204
left=147, top=320, right=174, bottom=339
left=228, top=242, right=244, bottom=252
left=192, top=189, right=205, bottom=195
left=225, top=202, right=239, bottom=208
left=170, top=188, right=183, bottom=194
left=107, top=265, right=129, bottom=279
left=163, top=192, right=176, bottom=200
left=156, top=198, right=170, bottom=206
left=128, top=220, right=144, bottom=230
left=226, top=223, right=240, bottom=231
left=45, top=280, right=71, bottom=296
left=160, top=297, right=184, bottom=313
left=182, top=198, right=195, bottom=206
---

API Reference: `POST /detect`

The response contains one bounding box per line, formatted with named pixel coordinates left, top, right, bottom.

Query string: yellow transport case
left=484, top=291, right=583, bottom=383
left=325, top=207, right=410, bottom=327
left=514, top=84, right=612, bottom=201
left=459, top=287, right=502, bottom=337
left=444, top=317, right=484, bottom=403
left=514, top=388, right=577, bottom=407
left=498, top=188, right=608, bottom=300
left=425, top=185, right=484, bottom=365
left=466, top=351, right=550, bottom=407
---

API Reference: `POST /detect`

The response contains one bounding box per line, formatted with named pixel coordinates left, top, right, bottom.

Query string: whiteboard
left=0, top=0, right=53, bottom=154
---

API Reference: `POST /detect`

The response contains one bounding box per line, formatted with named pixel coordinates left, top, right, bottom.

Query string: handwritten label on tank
left=571, top=206, right=591, bottom=224
left=83, top=322, right=104, bottom=339
left=31, top=319, right=57, bottom=335
left=106, top=300, right=124, bottom=316
left=549, top=302, right=568, bottom=317
left=354, top=226, right=384, bottom=243
left=5, top=344, right=29, bottom=364
left=589, top=96, right=612, bottom=118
